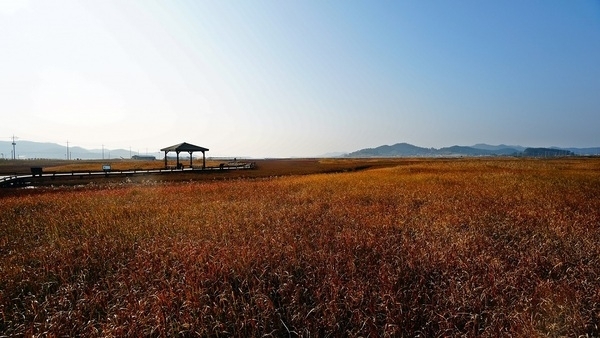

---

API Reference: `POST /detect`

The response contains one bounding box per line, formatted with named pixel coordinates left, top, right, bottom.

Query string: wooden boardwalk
left=0, top=163, right=255, bottom=188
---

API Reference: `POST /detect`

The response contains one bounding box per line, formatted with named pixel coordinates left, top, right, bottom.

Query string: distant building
left=131, top=155, right=156, bottom=160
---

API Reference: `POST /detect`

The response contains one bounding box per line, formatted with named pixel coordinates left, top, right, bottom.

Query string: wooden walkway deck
left=0, top=163, right=256, bottom=188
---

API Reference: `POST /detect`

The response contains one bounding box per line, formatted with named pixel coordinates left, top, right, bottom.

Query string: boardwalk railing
left=0, top=162, right=256, bottom=188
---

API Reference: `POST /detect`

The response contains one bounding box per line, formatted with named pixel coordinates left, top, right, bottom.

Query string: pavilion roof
left=160, top=142, right=209, bottom=152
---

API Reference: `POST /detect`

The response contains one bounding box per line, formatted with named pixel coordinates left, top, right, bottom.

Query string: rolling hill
left=346, top=143, right=599, bottom=157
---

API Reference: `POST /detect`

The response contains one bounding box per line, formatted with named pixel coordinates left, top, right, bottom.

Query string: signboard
left=102, top=165, right=111, bottom=171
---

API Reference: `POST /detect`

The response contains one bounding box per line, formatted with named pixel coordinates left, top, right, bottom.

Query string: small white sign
left=102, top=165, right=111, bottom=171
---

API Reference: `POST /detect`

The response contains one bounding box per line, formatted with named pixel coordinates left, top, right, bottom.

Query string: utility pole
left=11, top=135, right=18, bottom=160
left=66, top=140, right=70, bottom=160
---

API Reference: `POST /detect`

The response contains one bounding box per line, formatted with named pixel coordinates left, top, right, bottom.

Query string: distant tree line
left=521, top=148, right=574, bottom=157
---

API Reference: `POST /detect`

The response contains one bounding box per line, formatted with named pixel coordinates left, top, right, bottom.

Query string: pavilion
left=160, top=142, right=209, bottom=169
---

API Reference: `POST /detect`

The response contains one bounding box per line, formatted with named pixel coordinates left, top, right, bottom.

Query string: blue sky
left=1, top=0, right=599, bottom=157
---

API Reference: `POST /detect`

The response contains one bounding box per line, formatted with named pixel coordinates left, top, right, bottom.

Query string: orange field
left=1, top=158, right=599, bottom=336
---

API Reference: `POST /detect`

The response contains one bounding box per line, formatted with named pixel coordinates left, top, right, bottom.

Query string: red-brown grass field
left=1, top=157, right=599, bottom=336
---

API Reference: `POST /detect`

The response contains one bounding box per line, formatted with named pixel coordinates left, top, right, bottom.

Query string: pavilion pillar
left=164, top=151, right=168, bottom=169
left=189, top=151, right=193, bottom=168
left=176, top=151, right=180, bottom=169
left=202, top=151, right=206, bottom=169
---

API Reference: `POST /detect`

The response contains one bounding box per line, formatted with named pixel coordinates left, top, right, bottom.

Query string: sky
left=1, top=0, right=599, bottom=158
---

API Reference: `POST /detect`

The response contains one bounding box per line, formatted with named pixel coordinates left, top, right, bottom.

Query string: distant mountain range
left=0, top=140, right=161, bottom=160
left=346, top=143, right=600, bottom=158
left=2, top=140, right=599, bottom=160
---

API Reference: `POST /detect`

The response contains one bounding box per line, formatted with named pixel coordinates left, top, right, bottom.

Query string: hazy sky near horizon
left=1, top=0, right=599, bottom=157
